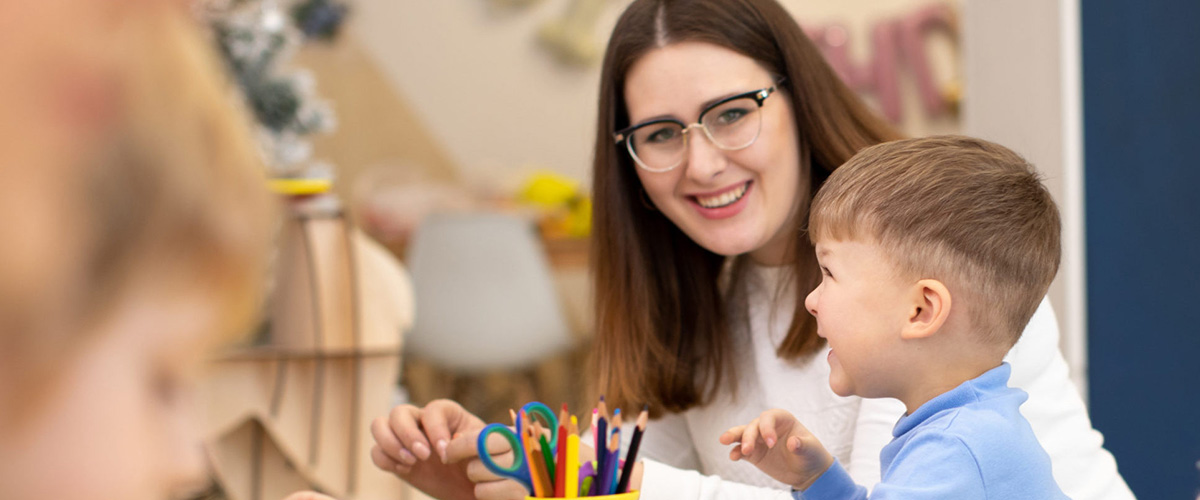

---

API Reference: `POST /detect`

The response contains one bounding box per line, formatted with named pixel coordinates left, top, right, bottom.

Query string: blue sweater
left=794, top=363, right=1069, bottom=500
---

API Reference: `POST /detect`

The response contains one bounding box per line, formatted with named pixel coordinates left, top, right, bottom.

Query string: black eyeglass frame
left=612, top=83, right=781, bottom=146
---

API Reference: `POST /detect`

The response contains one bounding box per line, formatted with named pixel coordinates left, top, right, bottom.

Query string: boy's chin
left=828, top=374, right=856, bottom=397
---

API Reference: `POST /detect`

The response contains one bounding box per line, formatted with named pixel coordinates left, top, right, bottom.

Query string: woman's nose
left=682, top=128, right=727, bottom=182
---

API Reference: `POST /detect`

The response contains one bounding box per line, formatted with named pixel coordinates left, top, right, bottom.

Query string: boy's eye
left=820, top=266, right=833, bottom=278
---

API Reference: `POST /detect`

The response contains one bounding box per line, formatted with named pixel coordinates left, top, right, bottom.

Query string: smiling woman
left=621, top=41, right=802, bottom=263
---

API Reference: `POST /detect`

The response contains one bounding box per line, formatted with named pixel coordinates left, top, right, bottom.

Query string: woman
left=371, top=1, right=1132, bottom=499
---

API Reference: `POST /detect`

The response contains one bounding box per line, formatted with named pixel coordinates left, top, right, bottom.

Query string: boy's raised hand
left=719, top=409, right=835, bottom=491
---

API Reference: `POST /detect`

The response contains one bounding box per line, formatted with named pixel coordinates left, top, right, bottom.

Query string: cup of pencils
left=475, top=398, right=648, bottom=499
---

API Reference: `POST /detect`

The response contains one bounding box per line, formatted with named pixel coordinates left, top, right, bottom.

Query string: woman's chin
left=688, top=231, right=764, bottom=257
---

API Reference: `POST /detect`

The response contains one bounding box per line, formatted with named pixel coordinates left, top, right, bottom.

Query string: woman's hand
left=370, top=399, right=487, bottom=500
left=719, top=409, right=834, bottom=491
left=282, top=492, right=337, bottom=500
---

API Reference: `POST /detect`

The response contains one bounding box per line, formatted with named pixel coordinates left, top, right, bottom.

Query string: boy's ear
left=901, top=279, right=952, bottom=340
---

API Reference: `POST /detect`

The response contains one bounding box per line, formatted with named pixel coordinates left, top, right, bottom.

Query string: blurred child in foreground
left=0, top=1, right=275, bottom=499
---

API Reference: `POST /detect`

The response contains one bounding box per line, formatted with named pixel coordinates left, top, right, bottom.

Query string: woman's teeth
left=696, top=182, right=748, bottom=208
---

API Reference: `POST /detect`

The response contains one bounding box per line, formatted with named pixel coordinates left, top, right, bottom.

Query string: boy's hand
left=719, top=409, right=835, bottom=491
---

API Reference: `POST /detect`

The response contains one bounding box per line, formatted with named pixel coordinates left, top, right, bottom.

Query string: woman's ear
left=901, top=279, right=951, bottom=340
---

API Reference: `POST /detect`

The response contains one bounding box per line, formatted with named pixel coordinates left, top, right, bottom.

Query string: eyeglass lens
left=628, top=96, right=763, bottom=171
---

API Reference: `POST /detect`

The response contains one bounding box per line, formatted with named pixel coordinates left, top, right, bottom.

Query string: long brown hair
left=591, top=0, right=900, bottom=416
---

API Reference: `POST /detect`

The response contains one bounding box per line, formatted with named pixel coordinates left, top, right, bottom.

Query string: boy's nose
left=804, top=287, right=819, bottom=317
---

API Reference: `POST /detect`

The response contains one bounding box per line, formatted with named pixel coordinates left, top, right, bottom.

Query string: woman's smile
left=689, top=180, right=752, bottom=218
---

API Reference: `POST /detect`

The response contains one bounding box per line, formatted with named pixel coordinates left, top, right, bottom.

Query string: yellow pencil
left=565, top=416, right=580, bottom=497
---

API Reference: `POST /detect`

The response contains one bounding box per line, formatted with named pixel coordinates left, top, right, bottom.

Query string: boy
left=719, top=135, right=1070, bottom=498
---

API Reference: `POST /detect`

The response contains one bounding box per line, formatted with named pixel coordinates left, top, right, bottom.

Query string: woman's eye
left=715, top=107, right=749, bottom=125
left=645, top=126, right=678, bottom=143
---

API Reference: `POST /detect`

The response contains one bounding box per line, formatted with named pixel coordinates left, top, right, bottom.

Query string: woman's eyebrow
left=629, top=87, right=759, bottom=126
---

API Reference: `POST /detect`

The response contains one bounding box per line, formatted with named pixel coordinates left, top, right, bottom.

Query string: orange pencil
left=521, top=412, right=544, bottom=497
left=530, top=424, right=553, bottom=496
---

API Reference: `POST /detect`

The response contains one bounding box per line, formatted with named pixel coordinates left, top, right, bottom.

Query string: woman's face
left=623, top=41, right=802, bottom=265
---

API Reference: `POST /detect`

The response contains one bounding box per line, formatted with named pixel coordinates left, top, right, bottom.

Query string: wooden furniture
left=199, top=198, right=413, bottom=500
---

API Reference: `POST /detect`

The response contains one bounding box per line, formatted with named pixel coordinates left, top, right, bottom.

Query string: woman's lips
left=688, top=181, right=752, bottom=220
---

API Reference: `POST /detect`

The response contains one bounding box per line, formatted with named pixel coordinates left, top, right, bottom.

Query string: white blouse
left=628, top=264, right=1133, bottom=500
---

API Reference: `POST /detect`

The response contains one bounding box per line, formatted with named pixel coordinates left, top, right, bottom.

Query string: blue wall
left=1082, top=1, right=1200, bottom=498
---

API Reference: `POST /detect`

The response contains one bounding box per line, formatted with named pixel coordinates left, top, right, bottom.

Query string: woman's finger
left=371, top=416, right=416, bottom=466
left=282, top=491, right=338, bottom=500
left=370, top=444, right=399, bottom=471
left=445, top=427, right=488, bottom=463
left=387, top=404, right=434, bottom=461
left=419, top=399, right=470, bottom=463
left=474, top=478, right=530, bottom=500
left=465, top=455, right=510, bottom=482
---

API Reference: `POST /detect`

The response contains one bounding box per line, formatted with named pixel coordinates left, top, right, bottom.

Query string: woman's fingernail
left=411, top=441, right=432, bottom=460
left=766, top=437, right=776, bottom=448
left=437, top=439, right=449, bottom=463
left=398, top=447, right=417, bottom=465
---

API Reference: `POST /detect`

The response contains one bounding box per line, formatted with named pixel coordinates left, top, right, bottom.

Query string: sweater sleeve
left=639, top=459, right=795, bottom=500
left=1004, top=297, right=1134, bottom=500
left=632, top=412, right=794, bottom=500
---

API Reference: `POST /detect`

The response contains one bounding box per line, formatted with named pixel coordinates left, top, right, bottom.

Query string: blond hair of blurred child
left=0, top=1, right=274, bottom=499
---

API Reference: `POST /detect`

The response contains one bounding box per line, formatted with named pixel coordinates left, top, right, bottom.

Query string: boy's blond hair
left=809, top=135, right=1061, bottom=347
left=0, top=2, right=274, bottom=419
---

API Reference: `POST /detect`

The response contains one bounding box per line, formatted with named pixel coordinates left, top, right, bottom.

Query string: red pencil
left=556, top=404, right=568, bottom=496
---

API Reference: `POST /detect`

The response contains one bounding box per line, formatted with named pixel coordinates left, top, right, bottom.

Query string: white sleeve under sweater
left=631, top=266, right=1133, bottom=500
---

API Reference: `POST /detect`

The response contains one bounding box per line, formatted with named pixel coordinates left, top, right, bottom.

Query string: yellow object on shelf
left=520, top=171, right=580, bottom=208
left=518, top=171, right=592, bottom=238
left=268, top=178, right=333, bottom=196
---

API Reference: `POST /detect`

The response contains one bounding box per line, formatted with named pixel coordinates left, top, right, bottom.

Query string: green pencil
left=538, top=432, right=556, bottom=487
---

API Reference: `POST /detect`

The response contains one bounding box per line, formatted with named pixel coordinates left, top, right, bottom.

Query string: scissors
left=476, top=401, right=560, bottom=494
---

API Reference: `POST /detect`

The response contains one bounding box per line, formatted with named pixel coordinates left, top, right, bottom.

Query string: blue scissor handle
left=476, top=423, right=533, bottom=494
left=518, top=401, right=559, bottom=450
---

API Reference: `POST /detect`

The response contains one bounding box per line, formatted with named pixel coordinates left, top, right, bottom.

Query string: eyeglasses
left=613, top=83, right=780, bottom=173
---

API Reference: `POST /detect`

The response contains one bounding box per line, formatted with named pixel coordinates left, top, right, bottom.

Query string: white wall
left=962, top=0, right=1087, bottom=394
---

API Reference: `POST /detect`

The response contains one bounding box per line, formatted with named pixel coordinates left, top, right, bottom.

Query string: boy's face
left=805, top=238, right=914, bottom=399
left=0, top=293, right=214, bottom=500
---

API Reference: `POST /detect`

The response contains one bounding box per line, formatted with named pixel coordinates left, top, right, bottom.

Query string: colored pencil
left=556, top=415, right=567, bottom=496
left=596, top=429, right=619, bottom=495
left=565, top=416, right=580, bottom=497
left=580, top=475, right=593, bottom=498
left=523, top=423, right=544, bottom=497
left=616, top=406, right=649, bottom=493
left=591, top=407, right=599, bottom=451
left=536, top=424, right=556, bottom=492
left=531, top=425, right=553, bottom=496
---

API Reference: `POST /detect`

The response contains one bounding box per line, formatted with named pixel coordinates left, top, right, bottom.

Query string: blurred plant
left=291, top=0, right=350, bottom=41
left=205, top=0, right=342, bottom=177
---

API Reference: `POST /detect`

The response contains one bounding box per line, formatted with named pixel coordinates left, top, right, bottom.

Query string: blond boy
left=720, top=135, right=1069, bottom=499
